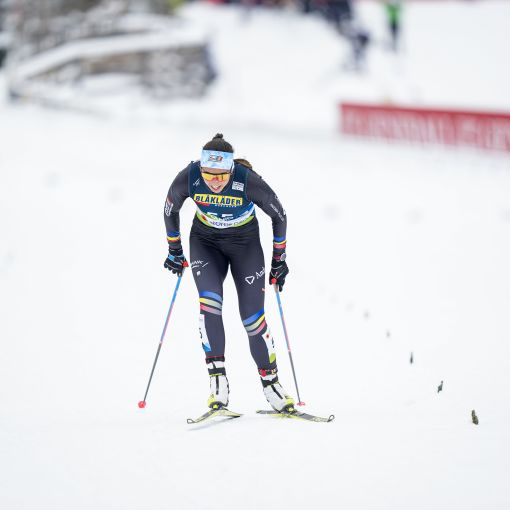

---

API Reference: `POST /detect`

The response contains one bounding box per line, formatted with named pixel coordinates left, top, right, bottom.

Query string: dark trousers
left=190, top=219, right=277, bottom=370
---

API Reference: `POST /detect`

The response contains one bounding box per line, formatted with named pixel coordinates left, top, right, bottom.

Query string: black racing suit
left=164, top=161, right=287, bottom=371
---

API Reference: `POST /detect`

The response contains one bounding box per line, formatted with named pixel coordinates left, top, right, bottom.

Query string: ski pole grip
left=271, top=278, right=277, bottom=285
left=183, top=261, right=189, bottom=268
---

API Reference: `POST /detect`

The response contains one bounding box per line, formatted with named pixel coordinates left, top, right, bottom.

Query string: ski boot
left=207, top=357, right=229, bottom=409
left=259, top=368, right=295, bottom=412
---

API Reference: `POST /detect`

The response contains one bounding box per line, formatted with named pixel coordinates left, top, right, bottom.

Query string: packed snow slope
left=1, top=2, right=510, bottom=510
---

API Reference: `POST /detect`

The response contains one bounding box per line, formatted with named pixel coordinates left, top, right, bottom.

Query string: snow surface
left=1, top=2, right=510, bottom=510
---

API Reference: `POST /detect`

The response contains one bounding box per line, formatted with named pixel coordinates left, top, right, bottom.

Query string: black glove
left=164, top=246, right=187, bottom=276
left=269, top=253, right=289, bottom=292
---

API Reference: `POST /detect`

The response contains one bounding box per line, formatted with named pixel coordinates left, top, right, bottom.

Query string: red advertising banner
left=340, top=103, right=510, bottom=152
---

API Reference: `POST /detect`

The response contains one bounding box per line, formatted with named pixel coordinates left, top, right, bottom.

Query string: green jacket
left=385, top=2, right=402, bottom=25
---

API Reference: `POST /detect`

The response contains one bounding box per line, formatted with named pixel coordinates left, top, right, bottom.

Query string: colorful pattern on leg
left=243, top=309, right=266, bottom=336
left=199, top=291, right=223, bottom=316
left=243, top=310, right=276, bottom=365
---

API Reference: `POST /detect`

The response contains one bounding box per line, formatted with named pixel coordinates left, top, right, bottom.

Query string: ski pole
left=138, top=267, right=187, bottom=409
left=271, top=278, right=305, bottom=406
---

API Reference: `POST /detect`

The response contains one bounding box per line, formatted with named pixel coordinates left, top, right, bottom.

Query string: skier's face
left=201, top=167, right=231, bottom=193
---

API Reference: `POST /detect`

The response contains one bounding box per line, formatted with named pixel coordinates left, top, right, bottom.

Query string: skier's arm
left=246, top=169, right=287, bottom=256
left=164, top=166, right=190, bottom=251
left=246, top=169, right=289, bottom=290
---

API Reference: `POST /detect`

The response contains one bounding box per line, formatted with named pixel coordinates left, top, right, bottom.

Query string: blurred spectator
left=342, top=21, right=370, bottom=71
left=324, top=0, right=353, bottom=30
left=318, top=0, right=370, bottom=72
left=384, top=0, right=402, bottom=52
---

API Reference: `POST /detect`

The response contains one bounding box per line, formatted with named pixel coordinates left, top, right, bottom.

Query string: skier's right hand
left=164, top=246, right=187, bottom=276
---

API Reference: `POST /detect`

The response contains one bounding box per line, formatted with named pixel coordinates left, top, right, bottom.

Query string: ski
left=187, top=407, right=333, bottom=424
left=187, top=407, right=242, bottom=424
left=256, top=409, right=335, bottom=423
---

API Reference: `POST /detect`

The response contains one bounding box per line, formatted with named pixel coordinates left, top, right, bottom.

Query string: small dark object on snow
left=386, top=330, right=391, bottom=338
left=409, top=352, right=414, bottom=364
left=471, top=410, right=479, bottom=425
left=437, top=381, right=443, bottom=393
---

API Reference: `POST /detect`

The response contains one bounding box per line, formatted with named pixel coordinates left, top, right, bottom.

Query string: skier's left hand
left=269, top=254, right=289, bottom=292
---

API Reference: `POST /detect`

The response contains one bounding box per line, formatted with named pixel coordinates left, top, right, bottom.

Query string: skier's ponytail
left=234, top=158, right=252, bottom=169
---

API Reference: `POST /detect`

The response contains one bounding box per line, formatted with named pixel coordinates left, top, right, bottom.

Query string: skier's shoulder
left=175, top=160, right=199, bottom=180
left=170, top=161, right=197, bottom=196
left=185, top=160, right=201, bottom=173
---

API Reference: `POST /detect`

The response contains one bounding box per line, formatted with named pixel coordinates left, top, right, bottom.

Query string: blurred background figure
left=331, top=1, right=370, bottom=72
left=324, top=0, right=353, bottom=29
left=301, top=0, right=370, bottom=72
left=341, top=19, right=370, bottom=71
left=384, top=0, right=402, bottom=52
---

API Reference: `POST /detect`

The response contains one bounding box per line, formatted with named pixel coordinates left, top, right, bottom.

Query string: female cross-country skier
left=163, top=133, right=294, bottom=412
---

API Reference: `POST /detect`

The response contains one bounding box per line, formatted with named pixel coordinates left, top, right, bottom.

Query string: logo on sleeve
left=232, top=181, right=244, bottom=191
left=269, top=202, right=285, bottom=222
left=165, top=198, right=174, bottom=216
